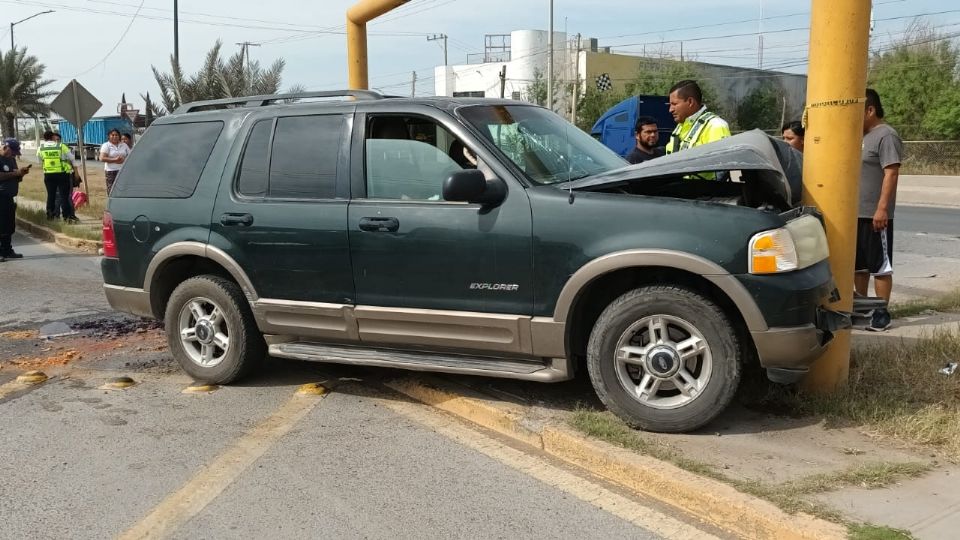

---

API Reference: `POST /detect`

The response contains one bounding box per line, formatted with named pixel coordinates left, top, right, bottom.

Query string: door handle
left=220, top=213, right=254, bottom=227
left=358, top=217, right=399, bottom=232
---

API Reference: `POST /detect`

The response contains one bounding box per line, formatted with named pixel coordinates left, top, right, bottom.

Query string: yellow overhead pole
left=347, top=0, right=411, bottom=89
left=801, top=0, right=872, bottom=391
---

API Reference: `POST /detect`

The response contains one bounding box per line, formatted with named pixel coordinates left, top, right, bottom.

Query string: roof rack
left=173, top=90, right=384, bottom=114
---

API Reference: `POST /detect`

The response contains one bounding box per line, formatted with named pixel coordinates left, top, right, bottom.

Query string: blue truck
left=590, top=95, right=675, bottom=157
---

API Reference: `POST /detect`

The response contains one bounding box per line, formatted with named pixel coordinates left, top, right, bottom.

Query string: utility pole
left=801, top=0, right=871, bottom=391
left=173, top=0, right=179, bottom=65
left=411, top=71, right=417, bottom=97
left=499, top=65, right=507, bottom=98
left=236, top=41, right=261, bottom=93
left=571, top=33, right=581, bottom=124
left=758, top=0, right=764, bottom=69
left=427, top=34, right=448, bottom=65
left=547, top=0, right=554, bottom=112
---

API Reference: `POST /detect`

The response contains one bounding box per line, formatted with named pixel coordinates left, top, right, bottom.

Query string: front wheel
left=164, top=275, right=265, bottom=384
left=586, top=285, right=741, bottom=433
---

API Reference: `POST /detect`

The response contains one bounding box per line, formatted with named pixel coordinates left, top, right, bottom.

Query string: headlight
left=749, top=228, right=798, bottom=274
left=785, top=214, right=830, bottom=269
left=748, top=215, right=830, bottom=274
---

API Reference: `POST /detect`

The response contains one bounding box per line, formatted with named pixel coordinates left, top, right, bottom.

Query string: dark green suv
left=101, top=90, right=847, bottom=432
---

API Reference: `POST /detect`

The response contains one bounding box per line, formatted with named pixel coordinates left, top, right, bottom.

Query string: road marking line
left=378, top=397, right=719, bottom=540
left=118, top=388, right=327, bottom=540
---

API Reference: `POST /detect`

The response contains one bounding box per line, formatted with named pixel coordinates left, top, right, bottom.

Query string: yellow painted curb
left=101, top=376, right=136, bottom=390
left=387, top=377, right=846, bottom=540
left=296, top=383, right=328, bottom=396
left=16, top=370, right=49, bottom=385
left=182, top=384, right=220, bottom=394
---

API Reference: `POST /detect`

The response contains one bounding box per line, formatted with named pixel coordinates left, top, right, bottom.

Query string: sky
left=2, top=0, right=954, bottom=116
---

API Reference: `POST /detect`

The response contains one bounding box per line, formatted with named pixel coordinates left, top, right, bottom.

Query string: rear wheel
left=587, top=285, right=741, bottom=433
left=164, top=275, right=265, bottom=384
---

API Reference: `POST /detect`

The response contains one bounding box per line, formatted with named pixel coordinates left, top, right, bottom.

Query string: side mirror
left=442, top=170, right=506, bottom=206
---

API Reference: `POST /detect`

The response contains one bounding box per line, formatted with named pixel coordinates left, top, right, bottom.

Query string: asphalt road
left=896, top=205, right=960, bottom=237
left=889, top=205, right=960, bottom=301
left=0, top=234, right=718, bottom=539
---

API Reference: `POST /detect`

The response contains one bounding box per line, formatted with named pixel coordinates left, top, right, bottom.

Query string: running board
left=268, top=342, right=572, bottom=382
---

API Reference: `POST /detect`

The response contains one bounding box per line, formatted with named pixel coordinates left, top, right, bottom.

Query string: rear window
left=111, top=121, right=224, bottom=198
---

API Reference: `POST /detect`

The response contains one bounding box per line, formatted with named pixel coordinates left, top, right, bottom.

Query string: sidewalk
left=392, top=311, right=960, bottom=539
left=898, top=175, right=960, bottom=208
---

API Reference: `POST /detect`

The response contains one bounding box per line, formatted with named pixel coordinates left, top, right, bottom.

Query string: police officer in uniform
left=37, top=130, right=78, bottom=222
left=0, top=138, right=30, bottom=261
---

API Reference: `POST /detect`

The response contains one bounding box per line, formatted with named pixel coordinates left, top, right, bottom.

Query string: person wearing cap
left=38, top=130, right=78, bottom=222
left=0, top=138, right=32, bottom=260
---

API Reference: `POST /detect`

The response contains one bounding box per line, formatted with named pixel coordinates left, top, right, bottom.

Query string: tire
left=164, top=275, right=265, bottom=384
left=586, top=285, right=741, bottom=433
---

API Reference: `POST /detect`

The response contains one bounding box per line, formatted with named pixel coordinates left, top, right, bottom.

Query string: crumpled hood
left=565, top=129, right=804, bottom=209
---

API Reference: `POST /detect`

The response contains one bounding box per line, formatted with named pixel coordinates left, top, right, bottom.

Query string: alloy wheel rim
left=178, top=297, right=229, bottom=368
left=613, top=314, right=713, bottom=410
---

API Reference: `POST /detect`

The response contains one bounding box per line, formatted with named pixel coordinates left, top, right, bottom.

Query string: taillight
left=102, top=211, right=118, bottom=258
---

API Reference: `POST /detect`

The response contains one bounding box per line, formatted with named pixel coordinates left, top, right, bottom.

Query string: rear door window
left=267, top=115, right=342, bottom=199
left=111, top=121, right=223, bottom=198
left=236, top=119, right=272, bottom=197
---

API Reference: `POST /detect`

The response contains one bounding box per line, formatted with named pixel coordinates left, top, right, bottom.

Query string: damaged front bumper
left=752, top=305, right=852, bottom=384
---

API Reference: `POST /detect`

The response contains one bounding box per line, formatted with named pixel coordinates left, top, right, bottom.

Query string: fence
left=902, top=141, right=960, bottom=175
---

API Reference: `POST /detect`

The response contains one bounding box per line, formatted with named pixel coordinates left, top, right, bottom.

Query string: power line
left=67, top=0, right=146, bottom=78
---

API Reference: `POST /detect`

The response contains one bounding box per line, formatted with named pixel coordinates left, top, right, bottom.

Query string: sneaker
left=64, top=216, right=80, bottom=224
left=0, top=250, right=23, bottom=259
left=866, top=308, right=892, bottom=332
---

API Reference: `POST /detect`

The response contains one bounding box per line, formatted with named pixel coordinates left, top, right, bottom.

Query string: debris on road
left=70, top=317, right=162, bottom=339
left=940, top=362, right=958, bottom=376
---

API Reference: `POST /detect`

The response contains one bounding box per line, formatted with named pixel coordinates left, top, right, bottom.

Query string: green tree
left=0, top=47, right=55, bottom=138
left=575, top=85, right=626, bottom=131
left=868, top=21, right=960, bottom=139
left=736, top=80, right=784, bottom=132
left=627, top=58, right=722, bottom=114
left=152, top=40, right=301, bottom=113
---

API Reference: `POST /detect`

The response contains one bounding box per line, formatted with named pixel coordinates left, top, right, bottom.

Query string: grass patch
left=569, top=407, right=716, bottom=476
left=15, top=204, right=101, bottom=241
left=848, top=523, right=915, bottom=540
left=16, top=164, right=108, bottom=221
left=753, top=330, right=960, bottom=461
left=568, top=408, right=929, bottom=524
left=888, top=288, right=960, bottom=318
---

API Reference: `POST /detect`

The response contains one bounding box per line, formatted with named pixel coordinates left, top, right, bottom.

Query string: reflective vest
left=666, top=109, right=730, bottom=154
left=60, top=143, right=74, bottom=173
left=38, top=141, right=69, bottom=174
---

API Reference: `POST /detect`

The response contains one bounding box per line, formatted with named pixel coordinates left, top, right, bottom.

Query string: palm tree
left=0, top=47, right=55, bottom=138
left=152, top=40, right=302, bottom=113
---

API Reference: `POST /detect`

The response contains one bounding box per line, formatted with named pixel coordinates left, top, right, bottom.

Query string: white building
left=434, top=29, right=579, bottom=111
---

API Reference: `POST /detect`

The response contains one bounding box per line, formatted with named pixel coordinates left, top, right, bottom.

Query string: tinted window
left=268, top=115, right=341, bottom=199
left=366, top=139, right=462, bottom=200
left=112, top=122, right=223, bottom=198
left=236, top=119, right=272, bottom=197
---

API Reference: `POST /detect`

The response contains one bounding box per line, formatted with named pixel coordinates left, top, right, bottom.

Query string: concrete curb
left=386, top=377, right=846, bottom=540
left=15, top=217, right=102, bottom=254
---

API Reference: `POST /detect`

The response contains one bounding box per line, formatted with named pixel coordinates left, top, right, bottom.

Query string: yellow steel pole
left=801, top=0, right=872, bottom=391
left=347, top=0, right=411, bottom=89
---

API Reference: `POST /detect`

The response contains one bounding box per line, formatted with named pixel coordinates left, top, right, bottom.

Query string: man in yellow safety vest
left=666, top=79, right=731, bottom=157
left=37, top=130, right=78, bottom=222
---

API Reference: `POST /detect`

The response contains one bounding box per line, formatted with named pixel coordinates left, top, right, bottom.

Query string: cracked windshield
left=461, top=104, right=625, bottom=184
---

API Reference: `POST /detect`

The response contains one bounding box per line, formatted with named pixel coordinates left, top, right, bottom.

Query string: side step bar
left=268, top=342, right=572, bottom=382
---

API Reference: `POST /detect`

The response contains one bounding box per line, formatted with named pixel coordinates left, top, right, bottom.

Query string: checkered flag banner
left=596, top=73, right=612, bottom=92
